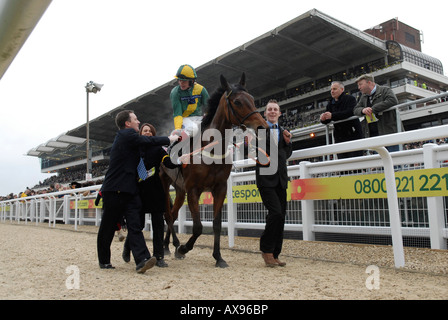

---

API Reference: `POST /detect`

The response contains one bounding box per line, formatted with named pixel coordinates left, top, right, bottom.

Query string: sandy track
left=0, top=222, right=447, bottom=300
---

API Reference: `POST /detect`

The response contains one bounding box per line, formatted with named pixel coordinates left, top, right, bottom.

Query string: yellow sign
left=169, top=167, right=448, bottom=203
left=290, top=167, right=448, bottom=200
left=71, top=168, right=448, bottom=208
left=70, top=199, right=102, bottom=209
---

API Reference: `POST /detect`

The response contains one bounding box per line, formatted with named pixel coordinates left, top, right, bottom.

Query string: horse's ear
left=220, top=74, right=230, bottom=91
left=239, top=72, right=246, bottom=88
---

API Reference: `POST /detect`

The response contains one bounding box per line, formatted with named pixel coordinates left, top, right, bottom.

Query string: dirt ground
left=0, top=222, right=447, bottom=301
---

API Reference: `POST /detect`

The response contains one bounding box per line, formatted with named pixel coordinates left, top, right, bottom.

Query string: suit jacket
left=353, top=85, right=399, bottom=136
left=255, top=125, right=292, bottom=189
left=102, top=128, right=170, bottom=195
left=320, top=94, right=363, bottom=143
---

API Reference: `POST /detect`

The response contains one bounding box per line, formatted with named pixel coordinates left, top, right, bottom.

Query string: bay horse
left=160, top=73, right=268, bottom=268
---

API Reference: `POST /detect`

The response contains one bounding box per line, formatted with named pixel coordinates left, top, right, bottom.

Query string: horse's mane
left=201, top=83, right=247, bottom=130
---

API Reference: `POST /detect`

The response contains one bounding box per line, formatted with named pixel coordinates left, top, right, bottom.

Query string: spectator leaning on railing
left=353, top=74, right=401, bottom=152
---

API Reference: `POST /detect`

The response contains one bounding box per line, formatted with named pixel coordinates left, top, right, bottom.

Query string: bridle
left=225, top=90, right=259, bottom=131
left=224, top=89, right=270, bottom=166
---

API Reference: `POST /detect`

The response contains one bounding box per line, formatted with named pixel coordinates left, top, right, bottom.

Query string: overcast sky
left=1, top=0, right=447, bottom=196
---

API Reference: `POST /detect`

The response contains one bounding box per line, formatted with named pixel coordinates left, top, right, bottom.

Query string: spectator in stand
left=320, top=81, right=363, bottom=159
left=20, top=188, right=31, bottom=201
left=353, top=74, right=401, bottom=152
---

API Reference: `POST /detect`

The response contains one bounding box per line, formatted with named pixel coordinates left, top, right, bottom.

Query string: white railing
left=2, top=126, right=448, bottom=268
left=0, top=185, right=102, bottom=230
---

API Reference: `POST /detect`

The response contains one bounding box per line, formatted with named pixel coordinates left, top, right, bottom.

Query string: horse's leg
left=163, top=213, right=172, bottom=255
left=160, top=171, right=174, bottom=255
left=165, top=191, right=185, bottom=259
left=177, top=189, right=202, bottom=257
left=211, top=185, right=228, bottom=268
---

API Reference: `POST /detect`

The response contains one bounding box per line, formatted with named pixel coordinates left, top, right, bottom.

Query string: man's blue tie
left=137, top=158, right=147, bottom=181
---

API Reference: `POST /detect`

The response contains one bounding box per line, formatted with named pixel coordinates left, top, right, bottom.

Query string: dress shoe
left=136, top=256, right=157, bottom=274
left=261, top=252, right=278, bottom=267
left=122, top=245, right=131, bottom=263
left=99, top=263, right=115, bottom=269
left=275, top=258, right=286, bottom=267
left=156, top=258, right=168, bottom=268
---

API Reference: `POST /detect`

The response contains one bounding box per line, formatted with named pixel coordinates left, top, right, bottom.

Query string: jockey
left=169, top=64, right=209, bottom=141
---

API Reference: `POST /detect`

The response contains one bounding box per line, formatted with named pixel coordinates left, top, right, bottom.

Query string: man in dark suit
left=97, top=110, right=179, bottom=273
left=256, top=100, right=292, bottom=267
left=320, top=81, right=363, bottom=159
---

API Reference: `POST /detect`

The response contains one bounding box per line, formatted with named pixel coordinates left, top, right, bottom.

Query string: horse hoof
left=164, top=248, right=171, bottom=256
left=215, top=260, right=229, bottom=268
left=175, top=247, right=186, bottom=260
left=175, top=253, right=185, bottom=260
left=177, top=245, right=188, bottom=254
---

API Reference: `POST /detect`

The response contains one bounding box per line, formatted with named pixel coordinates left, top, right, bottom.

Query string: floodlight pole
left=85, top=81, right=103, bottom=181
left=86, top=88, right=91, bottom=178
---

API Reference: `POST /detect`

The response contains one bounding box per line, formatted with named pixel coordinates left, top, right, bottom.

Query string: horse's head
left=220, top=73, right=269, bottom=132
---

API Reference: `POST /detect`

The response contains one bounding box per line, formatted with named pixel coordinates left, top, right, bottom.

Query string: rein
left=180, top=135, right=270, bottom=166
left=232, top=142, right=270, bottom=166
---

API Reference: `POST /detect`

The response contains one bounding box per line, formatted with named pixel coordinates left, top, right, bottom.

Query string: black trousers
left=97, top=191, right=150, bottom=266
left=259, top=185, right=287, bottom=258
left=124, top=210, right=165, bottom=260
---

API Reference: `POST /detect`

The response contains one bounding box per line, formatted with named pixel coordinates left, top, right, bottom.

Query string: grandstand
left=26, top=9, right=448, bottom=182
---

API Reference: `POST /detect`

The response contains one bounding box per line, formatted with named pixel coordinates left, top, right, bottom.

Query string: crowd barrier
left=1, top=126, right=448, bottom=269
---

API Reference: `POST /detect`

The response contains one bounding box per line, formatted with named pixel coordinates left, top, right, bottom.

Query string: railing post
left=95, top=207, right=101, bottom=226
left=372, top=147, right=405, bottom=268
left=423, top=143, right=447, bottom=249
left=178, top=205, right=186, bottom=234
left=50, top=196, right=57, bottom=228
left=24, top=201, right=29, bottom=224
left=39, top=198, right=45, bottom=223
left=11, top=202, right=15, bottom=222
left=63, top=195, right=70, bottom=224
left=48, top=196, right=54, bottom=227
left=227, top=174, right=235, bottom=248
left=30, top=200, right=36, bottom=223
left=300, top=161, right=315, bottom=241
left=16, top=202, right=20, bottom=222
left=79, top=195, right=85, bottom=226
left=73, top=194, right=79, bottom=231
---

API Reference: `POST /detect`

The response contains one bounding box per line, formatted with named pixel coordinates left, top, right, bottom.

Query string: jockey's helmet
left=175, top=64, right=197, bottom=80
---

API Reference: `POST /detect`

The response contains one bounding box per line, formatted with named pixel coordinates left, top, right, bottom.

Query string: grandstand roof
left=0, top=0, right=52, bottom=80
left=29, top=8, right=388, bottom=158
